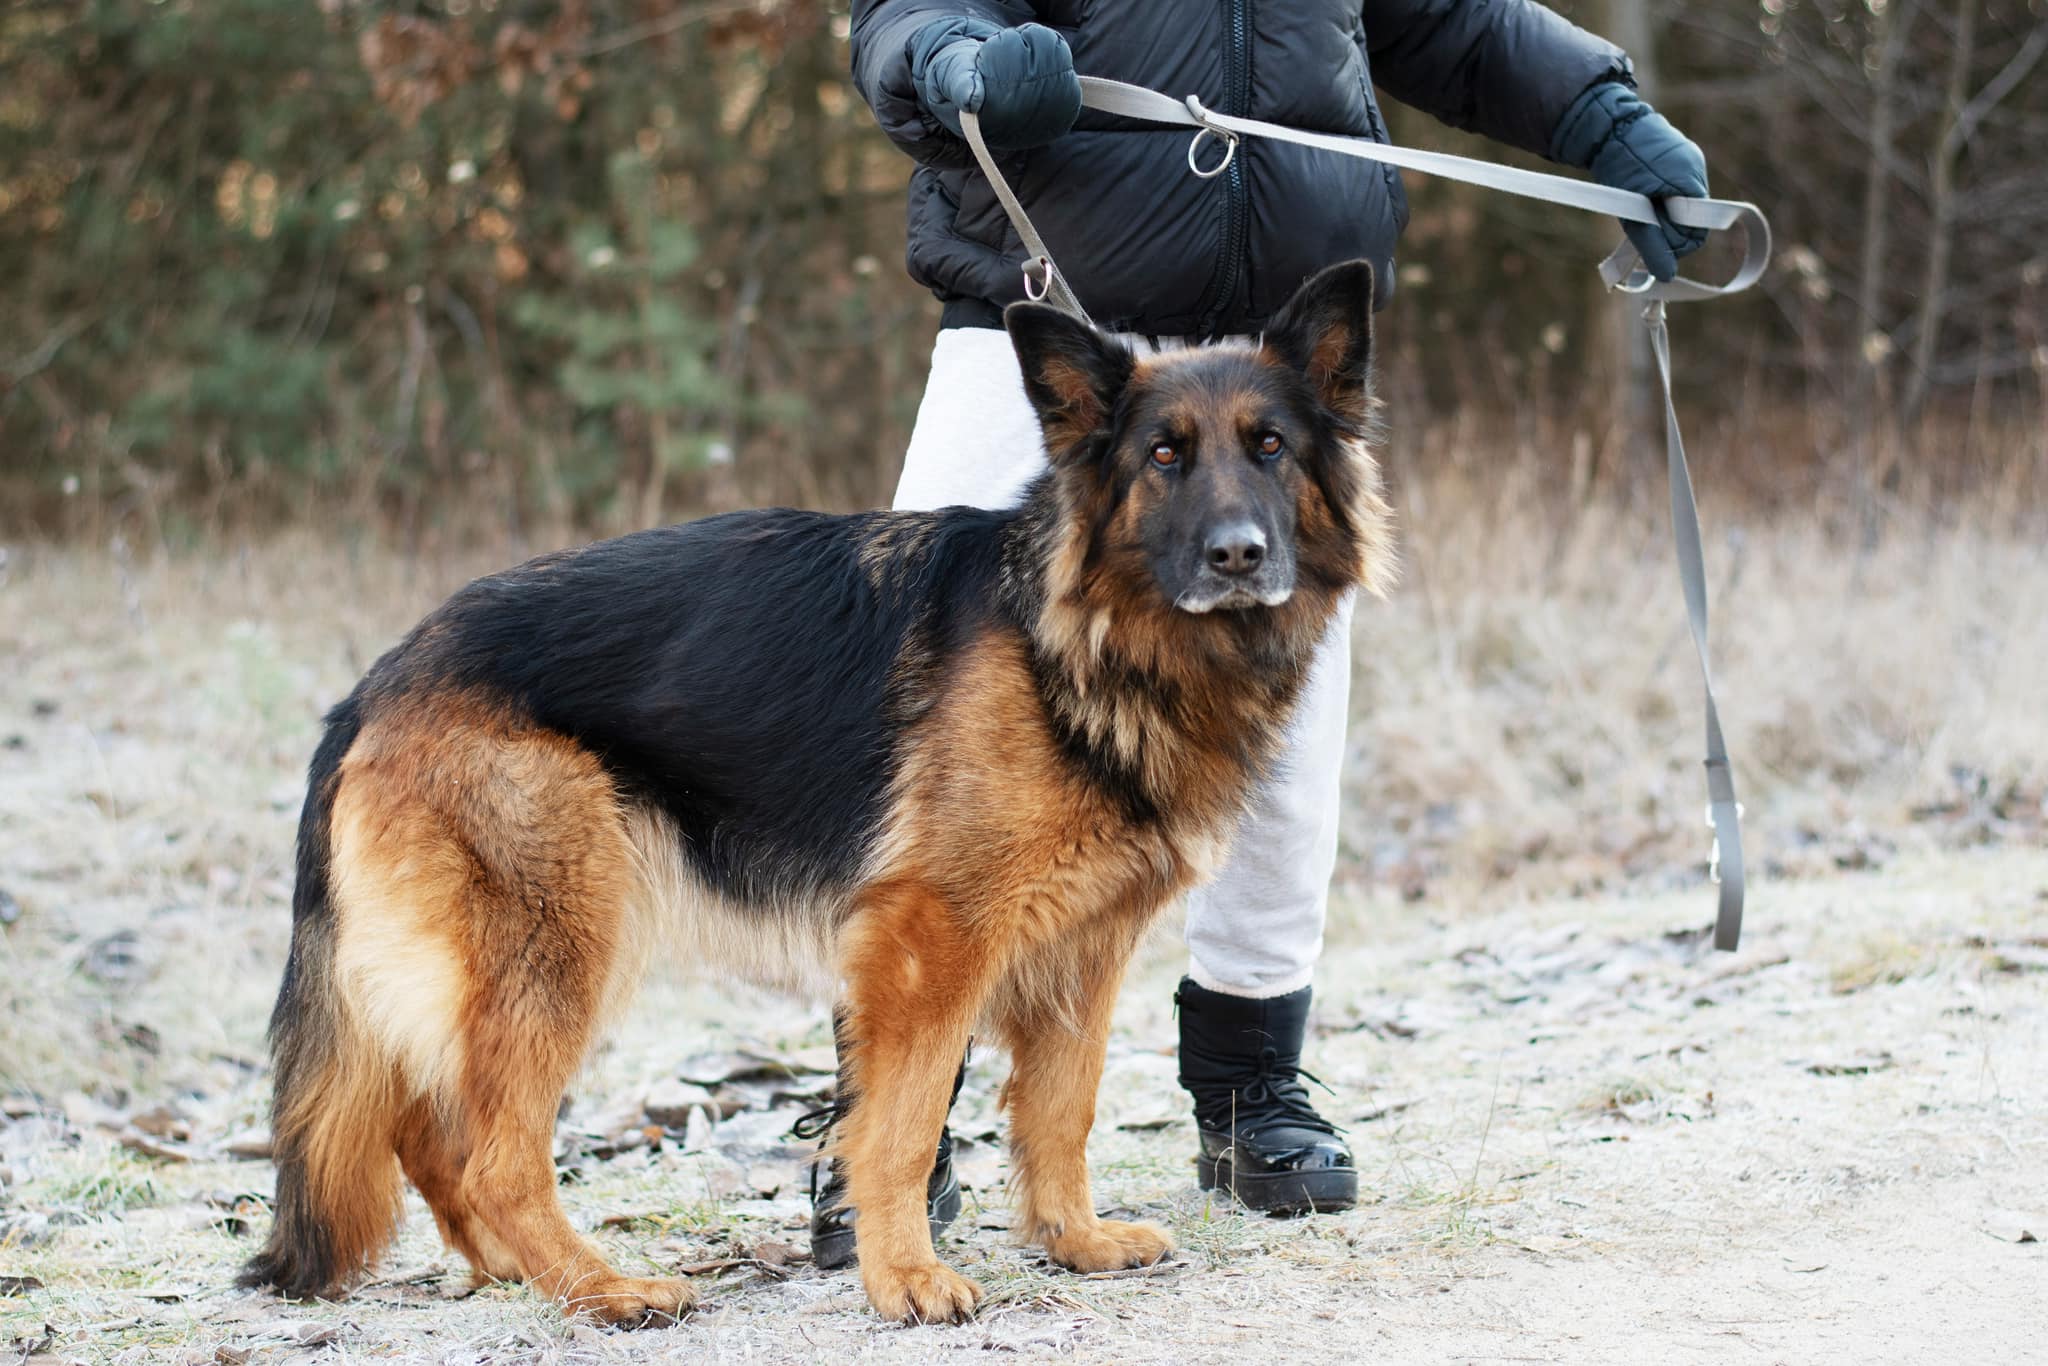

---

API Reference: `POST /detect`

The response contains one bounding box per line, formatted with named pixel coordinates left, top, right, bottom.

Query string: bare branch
left=577, top=0, right=778, bottom=59
left=2, top=314, right=97, bottom=387
left=1948, top=23, right=2048, bottom=155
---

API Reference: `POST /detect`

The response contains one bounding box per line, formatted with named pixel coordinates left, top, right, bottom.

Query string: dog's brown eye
left=1258, top=432, right=1284, bottom=458
left=1151, top=442, right=1179, bottom=467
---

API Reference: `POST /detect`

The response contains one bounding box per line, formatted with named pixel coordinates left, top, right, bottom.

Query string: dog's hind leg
left=391, top=1096, right=511, bottom=1284
left=430, top=731, right=690, bottom=1326
left=453, top=1056, right=688, bottom=1325
left=835, top=878, right=990, bottom=1324
left=996, top=937, right=1173, bottom=1273
left=329, top=713, right=690, bottom=1325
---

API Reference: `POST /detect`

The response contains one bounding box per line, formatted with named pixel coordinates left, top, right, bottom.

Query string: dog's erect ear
left=1004, top=302, right=1135, bottom=462
left=1263, top=260, right=1376, bottom=425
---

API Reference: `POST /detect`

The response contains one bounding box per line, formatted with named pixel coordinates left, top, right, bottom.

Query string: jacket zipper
left=1199, top=0, right=1251, bottom=339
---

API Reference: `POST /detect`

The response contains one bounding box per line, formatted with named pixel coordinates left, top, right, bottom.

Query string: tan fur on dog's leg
left=338, top=712, right=692, bottom=1325
left=458, top=1105, right=689, bottom=1324
left=837, top=879, right=989, bottom=1324
left=1000, top=950, right=1173, bottom=1273
left=392, top=1096, right=504, bottom=1282
left=446, top=919, right=692, bottom=1324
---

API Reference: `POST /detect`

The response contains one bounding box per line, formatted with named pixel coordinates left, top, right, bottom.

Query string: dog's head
left=1005, top=260, right=1393, bottom=619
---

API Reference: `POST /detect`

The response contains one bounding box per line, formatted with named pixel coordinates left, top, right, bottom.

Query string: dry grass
left=1359, top=437, right=2045, bottom=906
left=2, top=451, right=2045, bottom=1360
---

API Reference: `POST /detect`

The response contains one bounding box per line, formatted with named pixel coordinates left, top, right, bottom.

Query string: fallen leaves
left=1983, top=1210, right=2042, bottom=1245
left=1352, top=1097, right=1419, bottom=1124
left=117, top=1129, right=194, bottom=1163
left=1076, top=1259, right=1181, bottom=1282
left=239, top=1319, right=340, bottom=1349
left=1102, top=1051, right=1183, bottom=1133
left=1963, top=935, right=2048, bottom=974
left=675, top=1047, right=835, bottom=1094
left=6, top=1327, right=55, bottom=1359
left=1801, top=1052, right=1895, bottom=1077
left=643, top=1078, right=724, bottom=1128
left=126, top=1106, right=188, bottom=1140
left=219, top=1129, right=272, bottom=1161
left=80, top=929, right=144, bottom=985
left=950, top=1137, right=1005, bottom=1193
left=674, top=1236, right=809, bottom=1279
left=553, top=1047, right=841, bottom=1184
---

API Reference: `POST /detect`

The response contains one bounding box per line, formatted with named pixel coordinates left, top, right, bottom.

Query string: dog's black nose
left=1204, top=523, right=1266, bottom=576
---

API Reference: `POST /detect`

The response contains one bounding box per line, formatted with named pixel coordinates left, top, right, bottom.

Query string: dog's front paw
left=862, top=1259, right=983, bottom=1324
left=1045, top=1218, right=1174, bottom=1273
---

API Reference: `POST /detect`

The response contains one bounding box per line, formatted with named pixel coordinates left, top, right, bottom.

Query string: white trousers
left=893, top=328, right=1352, bottom=999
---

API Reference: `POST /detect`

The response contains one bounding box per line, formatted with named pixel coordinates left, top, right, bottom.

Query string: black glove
left=907, top=18, right=1081, bottom=152
left=1550, top=81, right=1708, bottom=283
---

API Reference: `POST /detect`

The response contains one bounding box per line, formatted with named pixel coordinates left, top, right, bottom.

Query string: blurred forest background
left=2, top=0, right=2045, bottom=538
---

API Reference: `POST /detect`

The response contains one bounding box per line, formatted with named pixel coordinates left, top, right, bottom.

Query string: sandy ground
left=2, top=536, right=2044, bottom=1363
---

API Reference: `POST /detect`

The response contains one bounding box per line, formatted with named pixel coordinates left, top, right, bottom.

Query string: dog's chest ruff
left=864, top=618, right=1287, bottom=947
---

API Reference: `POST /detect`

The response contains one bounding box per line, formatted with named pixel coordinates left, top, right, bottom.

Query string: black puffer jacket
left=851, top=0, right=1630, bottom=336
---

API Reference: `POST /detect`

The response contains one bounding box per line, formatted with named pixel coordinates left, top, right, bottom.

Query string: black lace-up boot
left=796, top=1032, right=967, bottom=1271
left=1175, top=977, right=1356, bottom=1215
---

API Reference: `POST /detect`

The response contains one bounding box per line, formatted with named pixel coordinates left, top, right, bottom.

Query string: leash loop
left=1595, top=202, right=1771, bottom=304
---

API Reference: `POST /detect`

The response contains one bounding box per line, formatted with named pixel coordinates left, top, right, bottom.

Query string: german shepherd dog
left=241, top=260, right=1394, bottom=1326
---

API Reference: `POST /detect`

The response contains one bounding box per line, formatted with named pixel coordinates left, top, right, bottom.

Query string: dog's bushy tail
left=240, top=695, right=404, bottom=1298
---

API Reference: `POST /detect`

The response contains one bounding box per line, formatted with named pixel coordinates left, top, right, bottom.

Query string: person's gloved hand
left=1550, top=82, right=1708, bottom=282
left=908, top=18, right=1081, bottom=151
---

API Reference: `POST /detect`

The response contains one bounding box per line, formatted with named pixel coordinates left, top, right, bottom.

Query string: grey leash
left=961, top=76, right=1765, bottom=951
left=1643, top=300, right=1745, bottom=950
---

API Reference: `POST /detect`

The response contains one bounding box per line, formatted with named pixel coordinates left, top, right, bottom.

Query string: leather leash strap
left=959, top=76, right=1764, bottom=950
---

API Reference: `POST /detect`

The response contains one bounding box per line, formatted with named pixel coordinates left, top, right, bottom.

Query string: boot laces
left=1212, top=1046, right=1341, bottom=1137
left=791, top=1045, right=968, bottom=1207
left=790, top=1102, right=844, bottom=1205
left=790, top=1101, right=842, bottom=1143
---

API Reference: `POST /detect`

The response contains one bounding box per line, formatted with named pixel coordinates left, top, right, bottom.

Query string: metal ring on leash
left=1022, top=255, right=1054, bottom=302
left=1609, top=250, right=1658, bottom=295
left=1187, top=127, right=1238, bottom=179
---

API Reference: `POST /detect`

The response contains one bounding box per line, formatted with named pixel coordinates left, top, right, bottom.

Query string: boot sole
left=810, top=1169, right=964, bottom=1271
left=1197, top=1156, right=1357, bottom=1216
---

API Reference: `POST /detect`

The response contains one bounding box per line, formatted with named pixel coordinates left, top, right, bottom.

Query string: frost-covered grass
left=3, top=478, right=2044, bottom=1361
